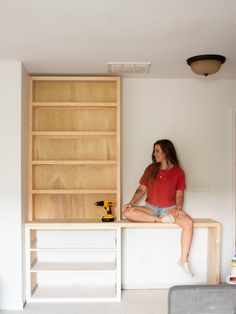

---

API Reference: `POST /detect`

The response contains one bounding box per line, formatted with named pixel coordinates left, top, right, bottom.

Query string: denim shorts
left=145, top=202, right=176, bottom=217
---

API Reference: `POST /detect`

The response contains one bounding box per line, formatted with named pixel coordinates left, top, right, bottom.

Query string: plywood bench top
left=25, top=218, right=220, bottom=229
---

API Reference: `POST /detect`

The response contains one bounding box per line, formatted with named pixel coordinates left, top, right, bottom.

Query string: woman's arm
left=122, top=184, right=147, bottom=212
left=129, top=184, right=147, bottom=206
left=176, top=190, right=184, bottom=211
left=175, top=190, right=186, bottom=218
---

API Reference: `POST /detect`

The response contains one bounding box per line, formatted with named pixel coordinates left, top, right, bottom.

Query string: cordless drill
left=95, top=200, right=115, bottom=222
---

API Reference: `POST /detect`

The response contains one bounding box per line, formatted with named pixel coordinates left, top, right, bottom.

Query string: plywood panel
left=31, top=273, right=38, bottom=295
left=33, top=81, right=117, bottom=102
left=33, top=107, right=116, bottom=131
left=33, top=194, right=117, bottom=220
left=207, top=224, right=221, bottom=284
left=29, top=76, right=120, bottom=222
left=33, top=136, right=116, bottom=161
left=33, top=165, right=116, bottom=189
left=30, top=229, right=37, bottom=243
left=31, top=251, right=37, bottom=266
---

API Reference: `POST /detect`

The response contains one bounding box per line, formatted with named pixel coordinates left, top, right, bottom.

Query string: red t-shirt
left=139, top=164, right=186, bottom=207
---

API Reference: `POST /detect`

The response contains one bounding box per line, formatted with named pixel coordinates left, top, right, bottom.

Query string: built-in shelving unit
left=25, top=225, right=121, bottom=302
left=26, top=76, right=121, bottom=302
left=28, top=76, right=120, bottom=221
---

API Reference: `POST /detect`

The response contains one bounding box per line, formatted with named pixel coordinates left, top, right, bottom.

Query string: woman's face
left=154, top=144, right=166, bottom=163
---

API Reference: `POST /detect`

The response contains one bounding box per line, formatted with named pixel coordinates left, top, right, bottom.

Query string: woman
left=122, top=139, right=194, bottom=276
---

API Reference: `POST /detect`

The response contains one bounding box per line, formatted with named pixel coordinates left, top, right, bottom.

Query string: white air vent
left=107, top=62, right=151, bottom=74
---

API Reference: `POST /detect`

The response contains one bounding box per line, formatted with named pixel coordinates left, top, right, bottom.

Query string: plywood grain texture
left=29, top=77, right=120, bottom=221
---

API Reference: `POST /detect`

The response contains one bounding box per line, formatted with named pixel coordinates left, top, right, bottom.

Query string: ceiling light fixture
left=186, top=54, right=226, bottom=77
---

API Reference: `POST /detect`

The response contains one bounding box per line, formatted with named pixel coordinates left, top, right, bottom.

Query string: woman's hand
left=122, top=184, right=146, bottom=215
left=176, top=210, right=186, bottom=219
left=122, top=203, right=134, bottom=214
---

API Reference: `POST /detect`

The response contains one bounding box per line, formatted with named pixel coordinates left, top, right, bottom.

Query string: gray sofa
left=168, top=284, right=236, bottom=314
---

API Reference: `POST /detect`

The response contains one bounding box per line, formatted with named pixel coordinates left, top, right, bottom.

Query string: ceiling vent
left=107, top=62, right=151, bottom=74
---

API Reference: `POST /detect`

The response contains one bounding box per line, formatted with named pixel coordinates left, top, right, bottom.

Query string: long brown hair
left=150, top=139, right=180, bottom=181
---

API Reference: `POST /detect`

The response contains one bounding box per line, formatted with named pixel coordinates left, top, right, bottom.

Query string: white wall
left=21, top=65, right=29, bottom=304
left=0, top=62, right=28, bottom=310
left=0, top=74, right=235, bottom=306
left=121, top=78, right=236, bottom=285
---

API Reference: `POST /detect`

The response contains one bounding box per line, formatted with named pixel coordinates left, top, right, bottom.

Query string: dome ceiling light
left=187, top=54, right=226, bottom=77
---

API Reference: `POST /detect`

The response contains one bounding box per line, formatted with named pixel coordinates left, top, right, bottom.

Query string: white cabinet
left=25, top=225, right=121, bottom=302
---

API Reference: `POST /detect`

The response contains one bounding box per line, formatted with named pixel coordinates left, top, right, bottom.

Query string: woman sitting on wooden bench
left=122, top=139, right=194, bottom=276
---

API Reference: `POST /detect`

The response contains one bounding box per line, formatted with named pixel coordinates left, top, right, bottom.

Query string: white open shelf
left=31, top=285, right=118, bottom=302
left=26, top=226, right=121, bottom=302
left=31, top=261, right=116, bottom=272
left=30, top=246, right=117, bottom=252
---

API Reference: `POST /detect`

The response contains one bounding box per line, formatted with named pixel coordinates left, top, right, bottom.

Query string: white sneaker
left=177, top=259, right=194, bottom=276
left=161, top=214, right=175, bottom=223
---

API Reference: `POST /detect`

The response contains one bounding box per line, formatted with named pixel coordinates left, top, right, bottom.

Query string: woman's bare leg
left=123, top=206, right=162, bottom=223
left=167, top=208, right=193, bottom=263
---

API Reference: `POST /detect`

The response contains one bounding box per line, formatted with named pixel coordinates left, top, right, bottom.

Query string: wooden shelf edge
left=32, top=102, right=117, bottom=107
left=25, top=218, right=220, bottom=228
left=30, top=76, right=120, bottom=81
left=32, top=160, right=117, bottom=165
left=32, top=131, right=117, bottom=136
left=32, top=190, right=117, bottom=194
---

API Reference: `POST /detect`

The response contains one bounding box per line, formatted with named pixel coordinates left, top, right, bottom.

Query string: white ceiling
left=1, top=0, right=236, bottom=78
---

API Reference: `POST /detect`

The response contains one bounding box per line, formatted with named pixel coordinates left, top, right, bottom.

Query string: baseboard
left=122, top=282, right=206, bottom=289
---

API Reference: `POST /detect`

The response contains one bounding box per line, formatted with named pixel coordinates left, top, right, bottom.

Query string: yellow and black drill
left=95, top=200, right=115, bottom=222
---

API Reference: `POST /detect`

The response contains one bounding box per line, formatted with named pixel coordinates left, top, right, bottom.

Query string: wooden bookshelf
left=28, top=76, right=120, bottom=221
